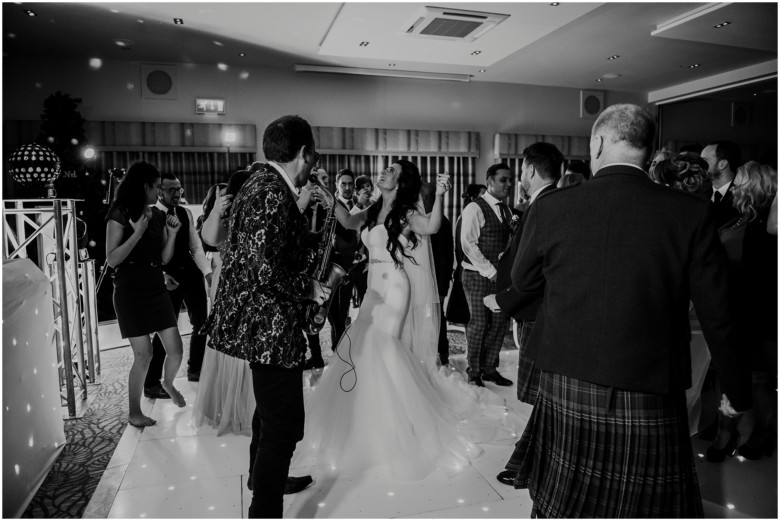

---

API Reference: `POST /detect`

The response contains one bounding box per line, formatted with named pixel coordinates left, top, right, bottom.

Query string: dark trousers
left=145, top=268, right=208, bottom=388
left=437, top=298, right=450, bottom=365
left=248, top=364, right=304, bottom=518
left=462, top=269, right=509, bottom=375
left=307, top=279, right=353, bottom=360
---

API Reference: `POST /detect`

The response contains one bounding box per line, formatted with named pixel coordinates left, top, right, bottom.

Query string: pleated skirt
left=514, top=371, right=703, bottom=518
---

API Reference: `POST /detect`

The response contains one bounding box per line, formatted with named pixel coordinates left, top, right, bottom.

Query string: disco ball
left=8, top=143, right=61, bottom=188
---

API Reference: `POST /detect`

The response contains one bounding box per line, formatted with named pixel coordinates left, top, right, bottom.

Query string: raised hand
left=166, top=213, right=181, bottom=233
left=435, top=173, right=452, bottom=196
left=130, top=213, right=149, bottom=236
left=213, top=193, right=233, bottom=217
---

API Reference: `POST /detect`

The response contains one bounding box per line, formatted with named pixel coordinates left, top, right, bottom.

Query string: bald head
left=589, top=104, right=655, bottom=174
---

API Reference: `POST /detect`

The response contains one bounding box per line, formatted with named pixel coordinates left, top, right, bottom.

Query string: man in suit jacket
left=484, top=142, right=562, bottom=487
left=506, top=104, right=751, bottom=518
left=204, top=115, right=330, bottom=518
left=701, top=140, right=742, bottom=228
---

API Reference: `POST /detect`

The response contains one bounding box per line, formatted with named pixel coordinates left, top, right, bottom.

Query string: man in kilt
left=484, top=141, right=563, bottom=486
left=506, top=104, right=751, bottom=517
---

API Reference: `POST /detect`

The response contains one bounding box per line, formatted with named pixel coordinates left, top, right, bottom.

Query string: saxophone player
left=204, top=115, right=330, bottom=518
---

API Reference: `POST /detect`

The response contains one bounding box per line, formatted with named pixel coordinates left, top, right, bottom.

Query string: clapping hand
left=436, top=173, right=452, bottom=196
left=166, top=213, right=181, bottom=234
left=164, top=273, right=180, bottom=291
left=718, top=393, right=745, bottom=418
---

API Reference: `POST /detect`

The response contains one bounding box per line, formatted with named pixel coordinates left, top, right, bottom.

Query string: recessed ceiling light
left=214, top=41, right=224, bottom=46
left=479, top=69, right=487, bottom=73
left=359, top=41, right=369, bottom=47
left=24, top=9, right=36, bottom=16
left=388, top=63, right=396, bottom=67
left=137, top=19, right=144, bottom=24
left=602, top=73, right=620, bottom=79
left=110, top=9, right=120, bottom=13
left=217, top=63, right=228, bottom=71
left=753, top=93, right=758, bottom=96
left=596, top=78, right=603, bottom=82
left=713, top=21, right=731, bottom=28
left=607, top=55, right=620, bottom=60
left=688, top=63, right=700, bottom=68
left=550, top=2, right=560, bottom=5
left=471, top=50, right=482, bottom=55
left=113, top=39, right=134, bottom=48
left=238, top=52, right=246, bottom=57
left=8, top=33, right=16, bottom=38
left=173, top=18, right=183, bottom=25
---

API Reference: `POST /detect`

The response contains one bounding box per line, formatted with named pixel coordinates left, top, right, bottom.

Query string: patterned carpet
left=20, top=326, right=515, bottom=517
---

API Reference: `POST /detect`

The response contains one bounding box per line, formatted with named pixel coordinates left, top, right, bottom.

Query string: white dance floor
left=89, top=349, right=538, bottom=518
left=85, top=335, right=775, bottom=519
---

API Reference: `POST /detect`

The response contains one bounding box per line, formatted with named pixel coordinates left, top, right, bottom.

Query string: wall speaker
left=580, top=90, right=604, bottom=119
left=141, top=64, right=177, bottom=100
left=731, top=102, right=751, bottom=127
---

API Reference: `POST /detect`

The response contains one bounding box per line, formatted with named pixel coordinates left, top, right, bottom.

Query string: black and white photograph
left=2, top=2, right=777, bottom=518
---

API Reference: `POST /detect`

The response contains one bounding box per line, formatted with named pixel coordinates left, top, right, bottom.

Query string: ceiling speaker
left=141, top=64, right=177, bottom=100
left=731, top=102, right=751, bottom=127
left=580, top=90, right=604, bottom=119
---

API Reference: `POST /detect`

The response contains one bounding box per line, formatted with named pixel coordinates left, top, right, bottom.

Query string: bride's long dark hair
left=365, top=159, right=421, bottom=267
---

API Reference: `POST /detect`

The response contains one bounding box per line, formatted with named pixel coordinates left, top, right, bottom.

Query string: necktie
left=713, top=191, right=723, bottom=204
left=167, top=206, right=176, bottom=217
left=498, top=203, right=511, bottom=224
left=346, top=199, right=354, bottom=211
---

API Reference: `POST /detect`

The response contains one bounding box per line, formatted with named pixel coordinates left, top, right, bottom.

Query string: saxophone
left=304, top=174, right=348, bottom=335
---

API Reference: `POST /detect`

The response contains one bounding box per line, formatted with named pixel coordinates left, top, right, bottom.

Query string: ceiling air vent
left=403, top=6, right=509, bottom=42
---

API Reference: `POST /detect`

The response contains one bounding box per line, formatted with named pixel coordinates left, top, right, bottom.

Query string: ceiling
left=2, top=2, right=777, bottom=95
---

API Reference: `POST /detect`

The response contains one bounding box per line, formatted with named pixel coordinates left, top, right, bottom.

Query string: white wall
left=3, top=57, right=647, bottom=174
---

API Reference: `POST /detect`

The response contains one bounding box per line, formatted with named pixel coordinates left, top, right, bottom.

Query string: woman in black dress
left=106, top=161, right=186, bottom=427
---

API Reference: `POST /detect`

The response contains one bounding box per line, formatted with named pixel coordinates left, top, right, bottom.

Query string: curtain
left=318, top=153, right=476, bottom=226
left=94, top=150, right=256, bottom=205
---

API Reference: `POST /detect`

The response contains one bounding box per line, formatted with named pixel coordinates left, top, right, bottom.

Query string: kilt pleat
left=515, top=371, right=703, bottom=518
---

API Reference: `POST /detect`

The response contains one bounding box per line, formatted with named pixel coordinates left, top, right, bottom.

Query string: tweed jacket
left=204, top=165, right=316, bottom=368
left=510, top=164, right=751, bottom=409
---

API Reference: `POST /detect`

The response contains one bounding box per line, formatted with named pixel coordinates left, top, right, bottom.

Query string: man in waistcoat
left=460, top=164, right=514, bottom=387
left=145, top=172, right=212, bottom=398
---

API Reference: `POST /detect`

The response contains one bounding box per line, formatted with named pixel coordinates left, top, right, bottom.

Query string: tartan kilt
left=514, top=371, right=703, bottom=518
left=515, top=320, right=540, bottom=404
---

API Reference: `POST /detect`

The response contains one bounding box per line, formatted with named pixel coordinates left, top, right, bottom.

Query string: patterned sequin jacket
left=204, top=165, right=316, bottom=368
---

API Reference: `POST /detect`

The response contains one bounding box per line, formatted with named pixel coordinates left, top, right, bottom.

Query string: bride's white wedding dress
left=292, top=224, right=526, bottom=481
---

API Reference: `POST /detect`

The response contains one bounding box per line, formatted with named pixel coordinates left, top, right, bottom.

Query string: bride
left=292, top=160, right=524, bottom=481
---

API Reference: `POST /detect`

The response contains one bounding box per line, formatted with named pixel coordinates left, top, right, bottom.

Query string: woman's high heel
left=706, top=432, right=740, bottom=462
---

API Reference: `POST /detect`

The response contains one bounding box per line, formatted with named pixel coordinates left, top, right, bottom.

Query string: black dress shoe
left=468, top=375, right=485, bottom=387
left=143, top=386, right=171, bottom=399
left=496, top=470, right=516, bottom=486
left=303, top=358, right=325, bottom=370
left=706, top=432, right=740, bottom=462
left=284, top=475, right=314, bottom=494
left=482, top=371, right=513, bottom=386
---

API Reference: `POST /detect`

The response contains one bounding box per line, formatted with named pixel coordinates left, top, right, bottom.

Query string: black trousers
left=437, top=298, right=450, bottom=365
left=145, top=268, right=208, bottom=388
left=248, top=364, right=304, bottom=518
left=307, top=278, right=353, bottom=360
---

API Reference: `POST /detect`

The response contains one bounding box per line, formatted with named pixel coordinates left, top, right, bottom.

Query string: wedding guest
left=421, top=181, right=454, bottom=366
left=446, top=184, right=486, bottom=326
left=557, top=171, right=585, bottom=188
left=461, top=165, right=514, bottom=387
left=105, top=161, right=186, bottom=427
left=145, top=172, right=212, bottom=396
left=701, top=140, right=742, bottom=227
left=715, top=161, right=777, bottom=461
left=203, top=116, right=331, bottom=517
left=485, top=142, right=562, bottom=486
left=509, top=104, right=750, bottom=517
